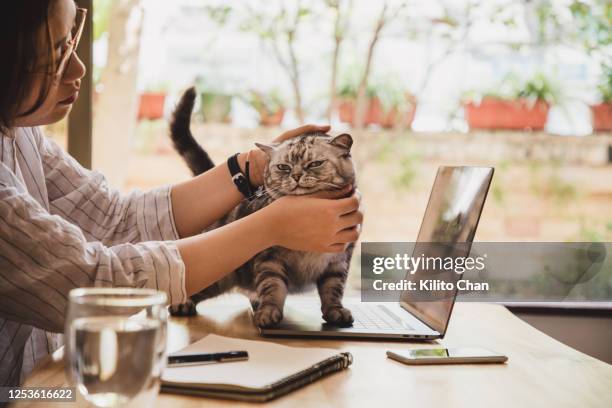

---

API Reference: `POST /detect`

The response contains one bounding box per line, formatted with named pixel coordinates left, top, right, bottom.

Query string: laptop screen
left=400, top=166, right=493, bottom=336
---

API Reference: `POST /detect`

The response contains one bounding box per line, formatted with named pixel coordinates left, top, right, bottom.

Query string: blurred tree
left=413, top=1, right=476, bottom=99
left=92, top=0, right=114, bottom=86
left=522, top=0, right=610, bottom=65
left=92, top=0, right=145, bottom=188
left=325, top=0, right=353, bottom=122
left=241, top=1, right=310, bottom=123
left=567, top=0, right=611, bottom=68
left=354, top=1, right=406, bottom=128
left=93, top=0, right=113, bottom=41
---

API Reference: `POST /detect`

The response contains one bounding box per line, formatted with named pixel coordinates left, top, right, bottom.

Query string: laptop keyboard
left=350, top=304, right=413, bottom=331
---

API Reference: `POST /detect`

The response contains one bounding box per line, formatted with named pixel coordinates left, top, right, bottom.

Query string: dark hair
left=0, top=1, right=55, bottom=134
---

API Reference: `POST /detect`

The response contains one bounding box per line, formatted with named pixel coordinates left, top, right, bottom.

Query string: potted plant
left=246, top=90, right=286, bottom=126
left=337, top=76, right=361, bottom=125
left=138, top=82, right=168, bottom=121
left=337, top=76, right=417, bottom=129
left=591, top=65, right=612, bottom=132
left=368, top=79, right=417, bottom=129
left=196, top=77, right=233, bottom=123
left=464, top=72, right=562, bottom=131
left=200, top=91, right=232, bottom=123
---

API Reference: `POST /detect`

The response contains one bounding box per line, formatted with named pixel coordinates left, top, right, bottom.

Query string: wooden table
left=16, top=295, right=612, bottom=407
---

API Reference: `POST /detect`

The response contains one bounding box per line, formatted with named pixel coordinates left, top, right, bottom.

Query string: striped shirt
left=0, top=127, right=186, bottom=386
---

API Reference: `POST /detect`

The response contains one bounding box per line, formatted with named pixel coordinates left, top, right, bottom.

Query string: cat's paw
left=249, top=298, right=261, bottom=311
left=323, top=307, right=354, bottom=327
left=253, top=304, right=283, bottom=328
left=168, top=300, right=197, bottom=316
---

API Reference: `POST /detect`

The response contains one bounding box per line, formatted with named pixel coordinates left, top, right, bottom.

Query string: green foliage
left=245, top=90, right=285, bottom=114
left=337, top=65, right=370, bottom=98
left=491, top=184, right=505, bottom=205
left=370, top=77, right=415, bottom=112
left=92, top=0, right=114, bottom=86
left=597, top=64, right=612, bottom=103
left=528, top=159, right=578, bottom=205
left=467, top=72, right=564, bottom=106
left=566, top=218, right=612, bottom=242
left=575, top=219, right=612, bottom=242
left=204, top=5, right=233, bottom=25
left=144, top=80, right=170, bottom=93
left=239, top=3, right=311, bottom=40
left=547, top=173, right=577, bottom=204
left=374, top=137, right=395, bottom=162
left=489, top=160, right=509, bottom=206
left=568, top=0, right=612, bottom=55
left=393, top=154, right=419, bottom=191
left=527, top=0, right=611, bottom=54
left=93, top=0, right=114, bottom=41
left=516, top=72, right=563, bottom=105
left=195, top=76, right=230, bottom=95
left=338, top=68, right=414, bottom=112
left=372, top=137, right=420, bottom=190
left=578, top=220, right=605, bottom=242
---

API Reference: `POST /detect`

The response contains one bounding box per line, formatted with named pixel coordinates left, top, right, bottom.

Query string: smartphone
left=387, top=347, right=508, bottom=365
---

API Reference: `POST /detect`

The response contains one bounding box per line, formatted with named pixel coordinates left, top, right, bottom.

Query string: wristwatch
left=227, top=153, right=254, bottom=199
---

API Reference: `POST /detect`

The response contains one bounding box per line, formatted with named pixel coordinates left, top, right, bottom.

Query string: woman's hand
left=263, top=186, right=363, bottom=253
left=239, top=124, right=331, bottom=187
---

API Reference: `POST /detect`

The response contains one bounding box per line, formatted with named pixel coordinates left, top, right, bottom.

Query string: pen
left=167, top=350, right=249, bottom=367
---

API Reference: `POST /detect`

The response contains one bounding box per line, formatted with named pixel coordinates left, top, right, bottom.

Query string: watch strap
left=227, top=153, right=254, bottom=199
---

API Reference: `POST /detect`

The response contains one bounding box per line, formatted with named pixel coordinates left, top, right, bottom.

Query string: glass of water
left=65, top=288, right=168, bottom=407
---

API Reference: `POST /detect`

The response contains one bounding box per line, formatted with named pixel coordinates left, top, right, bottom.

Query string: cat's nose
left=292, top=174, right=301, bottom=182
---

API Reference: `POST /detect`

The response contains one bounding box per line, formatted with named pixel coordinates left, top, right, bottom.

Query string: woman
left=0, top=0, right=363, bottom=386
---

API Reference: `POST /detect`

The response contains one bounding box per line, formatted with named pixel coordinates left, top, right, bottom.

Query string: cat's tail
left=169, top=86, right=215, bottom=176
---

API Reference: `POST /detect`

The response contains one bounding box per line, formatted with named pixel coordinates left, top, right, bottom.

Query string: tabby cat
left=167, top=87, right=356, bottom=328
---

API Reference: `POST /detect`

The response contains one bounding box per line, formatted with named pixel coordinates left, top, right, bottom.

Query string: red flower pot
left=338, top=97, right=417, bottom=129
left=138, top=92, right=166, bottom=120
left=259, top=108, right=285, bottom=127
left=591, top=103, right=612, bottom=132
left=338, top=98, right=378, bottom=126
left=369, top=97, right=417, bottom=129
left=465, top=97, right=549, bottom=131
left=338, top=99, right=356, bottom=124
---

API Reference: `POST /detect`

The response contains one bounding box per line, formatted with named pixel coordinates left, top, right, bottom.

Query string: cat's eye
left=276, top=164, right=291, bottom=171
left=341, top=153, right=351, bottom=159
left=306, top=160, right=325, bottom=169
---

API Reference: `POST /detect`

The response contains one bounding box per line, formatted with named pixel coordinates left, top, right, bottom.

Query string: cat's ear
left=255, top=142, right=277, bottom=157
left=329, top=133, right=353, bottom=150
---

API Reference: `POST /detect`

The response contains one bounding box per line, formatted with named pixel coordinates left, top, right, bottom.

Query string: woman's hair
left=0, top=1, right=56, bottom=133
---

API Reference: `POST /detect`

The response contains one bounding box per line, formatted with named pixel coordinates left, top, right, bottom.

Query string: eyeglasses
left=52, top=7, right=87, bottom=83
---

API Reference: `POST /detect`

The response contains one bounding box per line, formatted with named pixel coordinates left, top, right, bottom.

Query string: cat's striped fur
left=167, top=88, right=356, bottom=327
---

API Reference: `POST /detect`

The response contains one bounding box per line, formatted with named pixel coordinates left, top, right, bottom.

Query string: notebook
left=160, top=334, right=353, bottom=402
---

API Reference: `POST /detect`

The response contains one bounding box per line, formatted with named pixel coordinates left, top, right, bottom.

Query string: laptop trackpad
left=267, top=300, right=417, bottom=333
left=274, top=303, right=332, bottom=330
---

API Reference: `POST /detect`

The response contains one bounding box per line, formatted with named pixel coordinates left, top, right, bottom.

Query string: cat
left=167, top=87, right=357, bottom=328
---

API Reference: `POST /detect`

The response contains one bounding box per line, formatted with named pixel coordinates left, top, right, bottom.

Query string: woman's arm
left=0, top=169, right=361, bottom=332
left=170, top=156, right=246, bottom=238
left=178, top=204, right=272, bottom=295
left=0, top=177, right=186, bottom=333
left=178, top=190, right=362, bottom=295
left=35, top=128, right=179, bottom=246
left=170, top=124, right=331, bottom=238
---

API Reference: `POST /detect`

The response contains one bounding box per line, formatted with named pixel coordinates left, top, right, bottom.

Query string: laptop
left=259, top=166, right=494, bottom=340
